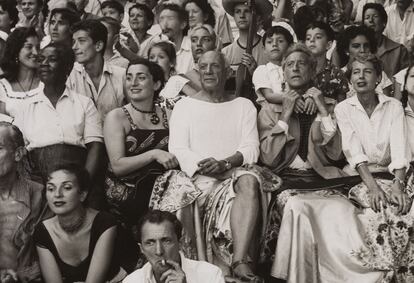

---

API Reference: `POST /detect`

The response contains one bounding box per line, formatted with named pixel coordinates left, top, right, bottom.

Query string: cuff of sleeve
left=277, top=120, right=289, bottom=135
left=350, top=154, right=369, bottom=169
left=85, top=137, right=104, bottom=144
left=388, top=159, right=410, bottom=173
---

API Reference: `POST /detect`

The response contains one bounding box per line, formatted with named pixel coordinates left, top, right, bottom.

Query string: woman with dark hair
left=336, top=25, right=392, bottom=96
left=104, top=59, right=178, bottom=236
left=184, top=0, right=215, bottom=29
left=0, top=0, right=19, bottom=33
left=14, top=43, right=104, bottom=183
left=148, top=41, right=177, bottom=82
left=0, top=27, right=41, bottom=118
left=40, top=7, right=81, bottom=48
left=34, top=164, right=129, bottom=282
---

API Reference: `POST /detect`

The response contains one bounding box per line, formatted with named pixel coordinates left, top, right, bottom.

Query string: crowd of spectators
left=1, top=0, right=414, bottom=282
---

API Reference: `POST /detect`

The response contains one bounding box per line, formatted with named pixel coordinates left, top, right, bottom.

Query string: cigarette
left=161, top=259, right=166, bottom=266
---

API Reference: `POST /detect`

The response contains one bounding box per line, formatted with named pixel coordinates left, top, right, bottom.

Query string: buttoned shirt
left=123, top=253, right=225, bottom=283
left=252, top=62, right=284, bottom=106
left=175, top=36, right=195, bottom=74
left=66, top=62, right=126, bottom=121
left=14, top=88, right=103, bottom=151
left=334, top=93, right=410, bottom=174
left=384, top=3, right=414, bottom=48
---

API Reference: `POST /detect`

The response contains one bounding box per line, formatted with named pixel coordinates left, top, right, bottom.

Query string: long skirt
left=150, top=164, right=282, bottom=275
left=263, top=169, right=414, bottom=283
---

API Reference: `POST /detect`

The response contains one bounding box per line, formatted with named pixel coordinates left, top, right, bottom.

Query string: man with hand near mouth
left=123, top=210, right=225, bottom=283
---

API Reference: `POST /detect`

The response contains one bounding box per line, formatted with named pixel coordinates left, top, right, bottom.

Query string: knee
left=235, top=175, right=260, bottom=199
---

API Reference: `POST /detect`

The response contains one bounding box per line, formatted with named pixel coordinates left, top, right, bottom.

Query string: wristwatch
left=223, top=159, right=232, bottom=170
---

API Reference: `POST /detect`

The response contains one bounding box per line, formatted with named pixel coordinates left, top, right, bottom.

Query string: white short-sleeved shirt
left=14, top=88, right=103, bottom=151
left=0, top=78, right=44, bottom=118
left=335, top=93, right=410, bottom=174
left=252, top=62, right=284, bottom=105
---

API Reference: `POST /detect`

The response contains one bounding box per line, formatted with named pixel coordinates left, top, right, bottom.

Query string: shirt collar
left=180, top=36, right=191, bottom=52
left=32, top=88, right=73, bottom=104
left=347, top=92, right=391, bottom=110
left=266, top=62, right=282, bottom=72
left=74, top=61, right=113, bottom=76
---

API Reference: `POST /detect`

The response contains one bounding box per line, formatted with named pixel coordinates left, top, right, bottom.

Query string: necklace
left=16, top=75, right=35, bottom=95
left=59, top=209, right=86, bottom=234
left=130, top=102, right=161, bottom=125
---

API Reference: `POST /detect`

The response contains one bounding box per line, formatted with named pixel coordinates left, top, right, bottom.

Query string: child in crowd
left=252, top=24, right=294, bottom=107
left=305, top=21, right=348, bottom=103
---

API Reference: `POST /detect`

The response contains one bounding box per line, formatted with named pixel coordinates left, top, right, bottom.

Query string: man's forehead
left=199, top=52, right=223, bottom=65
left=234, top=3, right=249, bottom=10
left=141, top=221, right=176, bottom=239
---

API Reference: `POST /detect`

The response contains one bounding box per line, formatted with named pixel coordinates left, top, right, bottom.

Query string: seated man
left=0, top=122, right=46, bottom=282
left=166, top=50, right=280, bottom=280
left=123, top=210, right=225, bottom=283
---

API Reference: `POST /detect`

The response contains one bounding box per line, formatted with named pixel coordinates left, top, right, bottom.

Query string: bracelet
left=355, top=161, right=367, bottom=170
left=393, top=177, right=405, bottom=187
left=231, top=259, right=252, bottom=270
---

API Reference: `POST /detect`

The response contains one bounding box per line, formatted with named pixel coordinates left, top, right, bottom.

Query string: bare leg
left=231, top=175, right=260, bottom=279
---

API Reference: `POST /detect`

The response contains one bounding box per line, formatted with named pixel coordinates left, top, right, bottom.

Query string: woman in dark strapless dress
left=104, top=59, right=178, bottom=237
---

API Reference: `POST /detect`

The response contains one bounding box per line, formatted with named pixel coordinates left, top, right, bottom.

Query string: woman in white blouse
left=0, top=27, right=43, bottom=118
left=334, top=54, right=414, bottom=282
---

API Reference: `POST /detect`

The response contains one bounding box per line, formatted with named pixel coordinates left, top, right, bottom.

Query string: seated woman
left=14, top=43, right=104, bottom=182
left=34, top=164, right=129, bottom=282
left=0, top=27, right=43, bottom=119
left=104, top=59, right=178, bottom=236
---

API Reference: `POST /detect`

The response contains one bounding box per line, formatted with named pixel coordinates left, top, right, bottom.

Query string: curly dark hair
left=184, top=0, right=216, bottom=28
left=0, top=0, right=19, bottom=29
left=336, top=25, right=377, bottom=68
left=0, top=27, right=38, bottom=82
left=128, top=4, right=154, bottom=31
left=126, top=58, right=166, bottom=100
left=401, top=63, right=414, bottom=108
left=41, top=42, right=75, bottom=84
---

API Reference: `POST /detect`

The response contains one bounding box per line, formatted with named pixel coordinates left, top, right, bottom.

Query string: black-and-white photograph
left=0, top=0, right=413, bottom=282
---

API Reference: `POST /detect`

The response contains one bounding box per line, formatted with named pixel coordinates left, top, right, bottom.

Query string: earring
left=15, top=57, right=19, bottom=64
